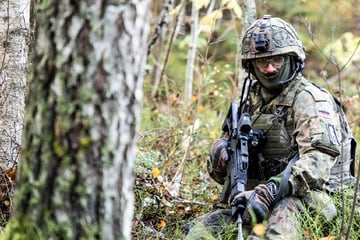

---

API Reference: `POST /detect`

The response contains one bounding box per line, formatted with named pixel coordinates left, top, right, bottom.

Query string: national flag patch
left=318, top=110, right=330, bottom=118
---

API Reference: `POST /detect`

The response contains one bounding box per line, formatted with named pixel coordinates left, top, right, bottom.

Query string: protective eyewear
left=254, top=55, right=286, bottom=69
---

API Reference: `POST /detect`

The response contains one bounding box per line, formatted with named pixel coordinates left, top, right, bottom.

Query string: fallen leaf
left=191, top=95, right=197, bottom=103
left=152, top=168, right=161, bottom=179
left=187, top=115, right=194, bottom=124
left=157, top=219, right=166, bottom=229
left=168, top=93, right=178, bottom=105
left=197, top=105, right=205, bottom=113
left=210, top=194, right=219, bottom=201
left=6, top=168, right=16, bottom=181
left=252, top=223, right=265, bottom=236
left=209, top=130, right=217, bottom=140
left=317, top=237, right=336, bottom=240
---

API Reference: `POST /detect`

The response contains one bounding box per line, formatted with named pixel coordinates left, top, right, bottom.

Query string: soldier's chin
left=264, top=72, right=279, bottom=77
left=258, top=79, right=281, bottom=90
left=262, top=83, right=284, bottom=93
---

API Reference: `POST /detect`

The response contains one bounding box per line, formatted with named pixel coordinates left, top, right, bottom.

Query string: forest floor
left=132, top=89, right=360, bottom=239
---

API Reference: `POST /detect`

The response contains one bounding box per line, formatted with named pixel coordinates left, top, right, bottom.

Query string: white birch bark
left=184, top=3, right=199, bottom=105
left=0, top=0, right=29, bottom=168
left=100, top=4, right=150, bottom=239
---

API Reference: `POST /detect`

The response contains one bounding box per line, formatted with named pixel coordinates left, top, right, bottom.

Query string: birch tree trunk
left=5, top=0, right=150, bottom=239
left=184, top=2, right=199, bottom=105
left=0, top=0, right=29, bottom=168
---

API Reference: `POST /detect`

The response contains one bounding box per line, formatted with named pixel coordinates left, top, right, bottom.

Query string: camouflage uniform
left=185, top=15, right=356, bottom=240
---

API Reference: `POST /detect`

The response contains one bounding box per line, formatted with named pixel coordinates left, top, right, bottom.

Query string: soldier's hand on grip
left=231, top=183, right=276, bottom=223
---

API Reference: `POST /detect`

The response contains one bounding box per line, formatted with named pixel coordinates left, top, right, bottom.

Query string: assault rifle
left=220, top=100, right=252, bottom=240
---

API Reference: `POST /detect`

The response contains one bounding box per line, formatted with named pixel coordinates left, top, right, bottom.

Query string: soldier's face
left=254, top=55, right=286, bottom=75
left=251, top=55, right=292, bottom=91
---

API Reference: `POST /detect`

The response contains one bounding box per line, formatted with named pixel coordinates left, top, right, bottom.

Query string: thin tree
left=4, top=0, right=150, bottom=239
left=184, top=1, right=200, bottom=105
left=148, top=0, right=174, bottom=99
left=0, top=0, right=29, bottom=168
left=0, top=0, right=30, bottom=227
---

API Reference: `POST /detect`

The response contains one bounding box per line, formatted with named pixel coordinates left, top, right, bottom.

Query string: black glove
left=231, top=182, right=277, bottom=223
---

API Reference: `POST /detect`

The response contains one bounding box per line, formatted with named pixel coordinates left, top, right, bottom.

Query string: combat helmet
left=241, top=15, right=306, bottom=72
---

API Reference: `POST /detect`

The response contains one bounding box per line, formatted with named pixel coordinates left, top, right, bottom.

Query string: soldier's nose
left=263, top=63, right=277, bottom=74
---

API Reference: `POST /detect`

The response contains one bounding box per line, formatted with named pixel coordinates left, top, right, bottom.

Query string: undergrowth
left=133, top=95, right=360, bottom=239
left=133, top=105, right=224, bottom=239
left=298, top=188, right=360, bottom=240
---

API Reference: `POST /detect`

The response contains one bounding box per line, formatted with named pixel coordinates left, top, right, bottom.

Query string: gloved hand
left=210, top=138, right=228, bottom=168
left=208, top=138, right=229, bottom=184
left=231, top=182, right=277, bottom=223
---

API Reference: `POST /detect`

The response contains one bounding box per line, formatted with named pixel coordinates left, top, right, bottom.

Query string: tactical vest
left=252, top=111, right=294, bottom=160
left=249, top=108, right=295, bottom=181
left=324, top=99, right=356, bottom=192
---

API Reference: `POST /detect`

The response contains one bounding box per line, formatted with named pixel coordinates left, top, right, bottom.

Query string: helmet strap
left=279, top=59, right=303, bottom=86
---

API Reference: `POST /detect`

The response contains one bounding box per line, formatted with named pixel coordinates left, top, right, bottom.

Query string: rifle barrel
left=237, top=214, right=244, bottom=240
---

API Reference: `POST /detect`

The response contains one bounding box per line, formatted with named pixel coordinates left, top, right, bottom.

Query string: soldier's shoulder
left=296, top=79, right=332, bottom=103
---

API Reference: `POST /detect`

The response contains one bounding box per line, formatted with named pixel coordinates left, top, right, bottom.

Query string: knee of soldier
left=272, top=196, right=304, bottom=215
left=185, top=209, right=234, bottom=231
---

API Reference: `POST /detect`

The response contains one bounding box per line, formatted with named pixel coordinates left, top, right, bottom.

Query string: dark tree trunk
left=5, top=1, right=150, bottom=239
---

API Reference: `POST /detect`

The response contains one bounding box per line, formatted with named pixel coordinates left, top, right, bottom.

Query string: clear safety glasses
left=254, top=55, right=286, bottom=70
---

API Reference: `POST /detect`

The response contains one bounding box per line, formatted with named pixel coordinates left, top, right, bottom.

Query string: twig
left=152, top=0, right=185, bottom=99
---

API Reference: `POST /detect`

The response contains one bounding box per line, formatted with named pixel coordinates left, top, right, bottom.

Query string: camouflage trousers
left=185, top=191, right=337, bottom=240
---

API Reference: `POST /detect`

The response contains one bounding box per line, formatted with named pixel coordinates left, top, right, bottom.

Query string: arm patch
left=310, top=119, right=340, bottom=157
left=327, top=124, right=340, bottom=145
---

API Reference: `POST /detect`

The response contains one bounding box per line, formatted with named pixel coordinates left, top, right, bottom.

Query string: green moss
left=80, top=137, right=92, bottom=148
left=53, top=140, right=65, bottom=157
left=1, top=215, right=45, bottom=240
left=2, top=212, right=101, bottom=240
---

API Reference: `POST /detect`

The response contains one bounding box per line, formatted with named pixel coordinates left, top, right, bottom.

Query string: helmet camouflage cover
left=241, top=15, right=306, bottom=69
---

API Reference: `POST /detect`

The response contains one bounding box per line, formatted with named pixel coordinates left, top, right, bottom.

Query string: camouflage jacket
left=208, top=75, right=356, bottom=196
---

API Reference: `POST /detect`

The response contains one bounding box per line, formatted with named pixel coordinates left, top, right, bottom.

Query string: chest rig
left=249, top=107, right=295, bottom=181
left=247, top=80, right=299, bottom=181
left=252, top=107, right=294, bottom=159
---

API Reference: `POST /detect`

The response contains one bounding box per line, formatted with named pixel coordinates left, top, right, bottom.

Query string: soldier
left=185, top=15, right=357, bottom=239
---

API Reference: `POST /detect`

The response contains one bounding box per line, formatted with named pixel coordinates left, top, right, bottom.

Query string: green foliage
left=1, top=214, right=45, bottom=240
left=135, top=99, right=225, bottom=238
left=297, top=189, right=360, bottom=239
left=2, top=211, right=100, bottom=240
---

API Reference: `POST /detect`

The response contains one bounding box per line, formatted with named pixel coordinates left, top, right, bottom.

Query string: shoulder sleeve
left=293, top=85, right=341, bottom=157
left=288, top=83, right=344, bottom=195
left=302, top=82, right=330, bottom=102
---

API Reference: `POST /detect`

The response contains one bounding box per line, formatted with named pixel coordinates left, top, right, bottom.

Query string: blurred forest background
left=133, top=0, right=360, bottom=239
